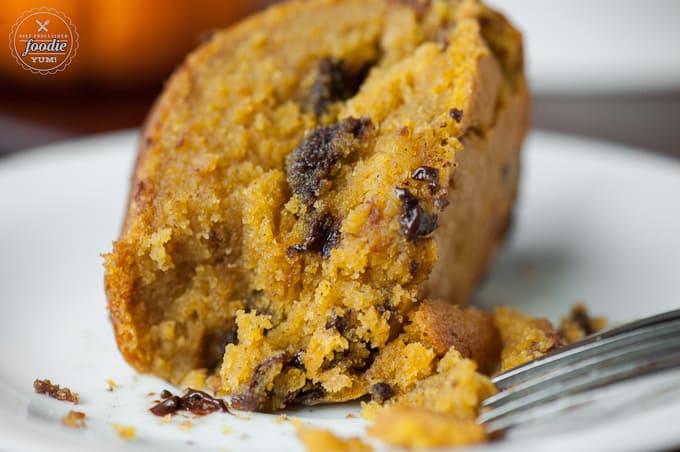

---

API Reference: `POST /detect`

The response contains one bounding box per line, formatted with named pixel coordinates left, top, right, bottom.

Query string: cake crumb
left=275, top=414, right=289, bottom=424
left=160, top=414, right=172, bottom=424
left=559, top=303, right=606, bottom=344
left=112, top=424, right=136, bottom=441
left=106, top=379, right=118, bottom=391
left=345, top=413, right=356, bottom=419
left=33, top=379, right=80, bottom=404
left=62, top=410, right=86, bottom=428
left=222, top=423, right=233, bottom=435
left=359, top=401, right=382, bottom=421
left=296, top=425, right=373, bottom=452
left=181, top=420, right=193, bottom=431
left=368, top=405, right=485, bottom=448
left=494, top=306, right=563, bottom=372
left=289, top=417, right=302, bottom=427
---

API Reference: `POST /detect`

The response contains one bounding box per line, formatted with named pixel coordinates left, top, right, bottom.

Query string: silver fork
left=477, top=308, right=680, bottom=433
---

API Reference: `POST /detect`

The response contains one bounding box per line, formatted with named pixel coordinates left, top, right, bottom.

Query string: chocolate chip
left=290, top=383, right=327, bottom=406
left=434, top=191, right=450, bottom=210
left=571, top=306, right=595, bottom=336
left=150, top=396, right=182, bottom=416
left=308, top=58, right=371, bottom=116
left=231, top=354, right=287, bottom=411
left=449, top=108, right=463, bottom=123
left=370, top=383, right=394, bottom=403
left=376, top=302, right=403, bottom=341
left=411, top=166, right=440, bottom=192
left=395, top=187, right=439, bottom=242
left=182, top=389, right=229, bottom=416
left=325, top=313, right=348, bottom=333
left=287, top=211, right=342, bottom=258
left=409, top=260, right=420, bottom=275
left=353, top=346, right=380, bottom=373
left=286, top=117, right=371, bottom=205
left=149, top=389, right=229, bottom=417
left=288, top=352, right=305, bottom=370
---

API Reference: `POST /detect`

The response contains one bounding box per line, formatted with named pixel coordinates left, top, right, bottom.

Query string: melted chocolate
left=182, top=389, right=229, bottom=415
left=449, top=108, right=463, bottom=123
left=325, top=313, right=349, bottom=333
left=370, top=383, right=394, bottom=403
left=285, top=382, right=327, bottom=406
left=288, top=351, right=305, bottom=370
left=287, top=211, right=342, bottom=258
left=308, top=58, right=371, bottom=116
left=411, top=166, right=440, bottom=192
left=149, top=389, right=228, bottom=417
left=572, top=307, right=595, bottom=336
left=150, top=395, right=182, bottom=416
left=231, top=354, right=287, bottom=411
left=395, top=187, right=439, bottom=242
left=286, top=117, right=371, bottom=205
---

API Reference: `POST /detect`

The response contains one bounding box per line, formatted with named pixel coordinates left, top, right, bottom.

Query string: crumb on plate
left=62, top=410, right=86, bottom=428
left=367, top=405, right=486, bottom=448
left=33, top=378, right=80, bottom=404
left=296, top=425, right=373, bottom=452
left=112, top=424, right=136, bottom=441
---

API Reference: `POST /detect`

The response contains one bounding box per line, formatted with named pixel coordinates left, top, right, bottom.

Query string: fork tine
left=483, top=333, right=680, bottom=410
left=492, top=309, right=680, bottom=390
left=481, top=362, right=680, bottom=434
left=487, top=319, right=680, bottom=403
left=478, top=340, right=680, bottom=431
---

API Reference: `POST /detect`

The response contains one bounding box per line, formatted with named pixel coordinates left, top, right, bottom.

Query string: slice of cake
left=104, top=0, right=528, bottom=411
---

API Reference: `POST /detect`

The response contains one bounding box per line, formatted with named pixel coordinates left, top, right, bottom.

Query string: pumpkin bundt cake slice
left=104, top=0, right=528, bottom=411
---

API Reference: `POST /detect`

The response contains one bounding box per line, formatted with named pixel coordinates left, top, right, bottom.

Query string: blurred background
left=0, top=0, right=679, bottom=157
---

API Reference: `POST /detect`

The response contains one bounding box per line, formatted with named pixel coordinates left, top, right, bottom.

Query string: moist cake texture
left=104, top=0, right=528, bottom=412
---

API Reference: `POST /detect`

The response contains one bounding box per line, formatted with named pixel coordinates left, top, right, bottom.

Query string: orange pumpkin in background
left=0, top=0, right=272, bottom=86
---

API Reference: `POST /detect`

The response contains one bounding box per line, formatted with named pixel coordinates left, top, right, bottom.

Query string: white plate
left=485, top=0, right=680, bottom=94
left=0, top=130, right=679, bottom=451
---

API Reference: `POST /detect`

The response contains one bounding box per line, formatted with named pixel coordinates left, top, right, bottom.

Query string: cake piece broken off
left=104, top=0, right=528, bottom=412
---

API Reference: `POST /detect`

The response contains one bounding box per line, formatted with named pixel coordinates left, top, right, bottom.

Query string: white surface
left=0, top=130, right=679, bottom=451
left=485, top=0, right=680, bottom=94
